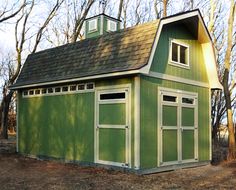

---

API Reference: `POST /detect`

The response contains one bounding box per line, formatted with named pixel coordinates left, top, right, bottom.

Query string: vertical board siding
left=18, top=93, right=95, bottom=162
left=140, top=75, right=210, bottom=169
left=151, top=23, right=208, bottom=83
left=18, top=77, right=135, bottom=167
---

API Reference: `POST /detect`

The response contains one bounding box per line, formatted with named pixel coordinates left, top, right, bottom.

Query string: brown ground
left=0, top=140, right=236, bottom=190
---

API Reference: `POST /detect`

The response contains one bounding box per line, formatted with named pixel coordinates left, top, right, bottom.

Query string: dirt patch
left=1, top=139, right=235, bottom=189
left=0, top=153, right=236, bottom=190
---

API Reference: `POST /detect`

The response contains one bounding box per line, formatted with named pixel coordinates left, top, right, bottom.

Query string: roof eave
left=10, top=69, right=140, bottom=90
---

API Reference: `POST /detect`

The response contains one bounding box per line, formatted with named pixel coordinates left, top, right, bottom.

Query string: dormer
left=84, top=14, right=121, bottom=39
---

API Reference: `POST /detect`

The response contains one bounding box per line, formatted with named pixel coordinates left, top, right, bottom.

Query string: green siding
left=140, top=75, right=210, bottom=169
left=99, top=128, right=126, bottom=163
left=18, top=93, right=94, bottom=162
left=99, top=103, right=126, bottom=125
left=18, top=77, right=135, bottom=167
left=151, top=24, right=208, bottom=83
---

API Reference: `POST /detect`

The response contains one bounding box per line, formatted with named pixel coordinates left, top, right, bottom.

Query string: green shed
left=11, top=10, right=222, bottom=174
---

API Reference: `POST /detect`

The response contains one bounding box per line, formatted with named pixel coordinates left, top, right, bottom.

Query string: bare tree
left=71, top=0, right=96, bottom=42
left=122, top=0, right=129, bottom=28
left=222, top=0, right=236, bottom=160
left=117, top=0, right=124, bottom=20
left=0, top=0, right=64, bottom=139
left=0, top=0, right=26, bottom=23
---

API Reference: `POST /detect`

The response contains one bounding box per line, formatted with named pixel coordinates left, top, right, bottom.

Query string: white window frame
left=169, top=40, right=190, bottom=69
left=88, top=18, right=98, bottom=32
left=22, top=82, right=95, bottom=98
left=107, top=20, right=117, bottom=32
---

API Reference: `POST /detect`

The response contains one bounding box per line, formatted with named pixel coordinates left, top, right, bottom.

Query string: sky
left=0, top=0, right=235, bottom=122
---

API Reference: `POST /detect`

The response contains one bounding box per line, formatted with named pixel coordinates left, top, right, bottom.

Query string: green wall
left=18, top=92, right=95, bottom=162
left=140, top=75, right=210, bottom=169
left=151, top=23, right=209, bottom=83
left=18, top=77, right=135, bottom=166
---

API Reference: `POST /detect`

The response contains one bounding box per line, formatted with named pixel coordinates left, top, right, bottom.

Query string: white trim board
left=134, top=76, right=140, bottom=169
left=147, top=71, right=209, bottom=88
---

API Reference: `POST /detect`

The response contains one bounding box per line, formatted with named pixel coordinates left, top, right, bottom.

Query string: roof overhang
left=140, top=9, right=223, bottom=90
left=10, top=70, right=139, bottom=90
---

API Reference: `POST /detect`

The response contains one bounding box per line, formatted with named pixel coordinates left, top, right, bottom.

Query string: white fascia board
left=201, top=43, right=223, bottom=89
left=10, top=70, right=140, bottom=90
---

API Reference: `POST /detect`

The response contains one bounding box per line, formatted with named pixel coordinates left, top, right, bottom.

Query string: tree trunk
left=117, top=0, right=123, bottom=20
left=163, top=0, right=167, bottom=17
left=223, top=70, right=235, bottom=160
left=223, top=0, right=235, bottom=160
left=0, top=91, right=14, bottom=139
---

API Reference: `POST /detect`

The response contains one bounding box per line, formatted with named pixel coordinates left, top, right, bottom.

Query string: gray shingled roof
left=12, top=20, right=159, bottom=88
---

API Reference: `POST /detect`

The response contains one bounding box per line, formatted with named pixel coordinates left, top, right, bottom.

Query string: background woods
left=0, top=0, right=235, bottom=160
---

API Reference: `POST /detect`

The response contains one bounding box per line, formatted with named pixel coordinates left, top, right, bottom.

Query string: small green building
left=11, top=10, right=222, bottom=174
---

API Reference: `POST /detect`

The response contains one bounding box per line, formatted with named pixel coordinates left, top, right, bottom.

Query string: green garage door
left=95, top=87, right=130, bottom=167
left=159, top=90, right=198, bottom=166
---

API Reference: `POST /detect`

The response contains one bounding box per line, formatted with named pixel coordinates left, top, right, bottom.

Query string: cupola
left=84, top=13, right=121, bottom=39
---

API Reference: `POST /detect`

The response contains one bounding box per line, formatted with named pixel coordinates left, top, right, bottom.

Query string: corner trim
left=134, top=76, right=140, bottom=169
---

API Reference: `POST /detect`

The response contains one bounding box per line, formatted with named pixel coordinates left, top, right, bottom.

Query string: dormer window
left=88, top=18, right=97, bottom=32
left=170, top=40, right=189, bottom=68
left=107, top=20, right=117, bottom=32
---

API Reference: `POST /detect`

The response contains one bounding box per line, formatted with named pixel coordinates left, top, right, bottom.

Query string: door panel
left=162, top=106, right=177, bottom=126
left=182, top=130, right=195, bottom=160
left=182, top=107, right=194, bottom=126
left=99, top=103, right=126, bottom=125
left=99, top=128, right=126, bottom=163
left=162, top=129, right=178, bottom=162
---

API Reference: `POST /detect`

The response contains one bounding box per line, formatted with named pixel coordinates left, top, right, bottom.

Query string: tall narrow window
left=88, top=19, right=97, bottom=32
left=170, top=41, right=189, bottom=67
left=107, top=20, right=117, bottom=32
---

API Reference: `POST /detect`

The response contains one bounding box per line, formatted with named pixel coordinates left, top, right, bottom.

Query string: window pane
left=48, top=88, right=54, bottom=93
left=172, top=42, right=178, bottom=62
left=163, top=95, right=177, bottom=102
left=89, top=19, right=97, bottom=31
left=55, top=87, right=61, bottom=92
left=42, top=89, right=47, bottom=94
left=62, top=86, right=68, bottom=92
left=180, top=45, right=187, bottom=64
left=182, top=97, right=194, bottom=104
left=78, top=84, right=85, bottom=90
left=86, top=83, right=94, bottom=90
left=29, top=90, right=34, bottom=95
left=35, top=89, right=40, bottom=95
left=100, top=92, right=125, bottom=100
left=70, top=85, right=76, bottom=91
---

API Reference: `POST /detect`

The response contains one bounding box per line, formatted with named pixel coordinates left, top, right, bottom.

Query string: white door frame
left=157, top=87, right=198, bottom=167
left=94, top=84, right=131, bottom=168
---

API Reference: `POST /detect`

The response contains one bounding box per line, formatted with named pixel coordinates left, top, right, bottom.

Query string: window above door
left=169, top=40, right=190, bottom=69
